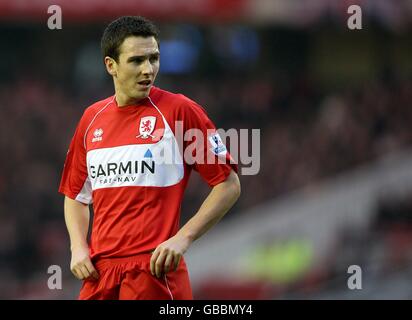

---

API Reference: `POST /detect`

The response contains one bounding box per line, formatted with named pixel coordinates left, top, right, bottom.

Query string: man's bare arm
left=64, top=196, right=99, bottom=280
left=150, top=170, right=241, bottom=277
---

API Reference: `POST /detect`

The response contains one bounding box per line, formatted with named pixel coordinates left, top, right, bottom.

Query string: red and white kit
left=59, top=86, right=236, bottom=299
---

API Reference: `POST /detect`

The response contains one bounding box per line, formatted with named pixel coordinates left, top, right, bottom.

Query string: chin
left=132, top=91, right=149, bottom=100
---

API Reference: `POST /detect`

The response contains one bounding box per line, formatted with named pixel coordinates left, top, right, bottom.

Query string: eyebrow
left=127, top=52, right=160, bottom=63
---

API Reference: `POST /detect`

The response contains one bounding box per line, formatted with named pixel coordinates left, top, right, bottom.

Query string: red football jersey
left=59, top=86, right=236, bottom=260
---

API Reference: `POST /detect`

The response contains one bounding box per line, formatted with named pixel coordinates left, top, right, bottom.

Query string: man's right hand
left=70, top=246, right=99, bottom=280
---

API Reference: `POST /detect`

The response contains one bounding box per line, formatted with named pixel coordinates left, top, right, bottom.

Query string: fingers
left=71, top=258, right=99, bottom=280
left=80, top=265, right=91, bottom=279
left=163, top=254, right=174, bottom=274
left=173, top=255, right=182, bottom=272
left=71, top=265, right=87, bottom=280
left=150, top=249, right=160, bottom=276
left=84, top=261, right=100, bottom=280
left=71, top=267, right=83, bottom=280
left=150, top=247, right=169, bottom=278
left=151, top=247, right=183, bottom=278
left=165, top=252, right=182, bottom=273
left=155, top=250, right=167, bottom=278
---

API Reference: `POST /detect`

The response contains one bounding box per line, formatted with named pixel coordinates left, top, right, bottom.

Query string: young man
left=58, top=16, right=240, bottom=300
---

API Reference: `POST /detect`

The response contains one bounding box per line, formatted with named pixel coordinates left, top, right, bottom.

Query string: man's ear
left=104, top=56, right=117, bottom=77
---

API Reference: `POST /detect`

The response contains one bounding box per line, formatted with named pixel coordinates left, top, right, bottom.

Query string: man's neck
left=115, top=92, right=147, bottom=107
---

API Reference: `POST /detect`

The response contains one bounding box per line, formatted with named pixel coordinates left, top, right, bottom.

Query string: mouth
left=137, top=80, right=152, bottom=88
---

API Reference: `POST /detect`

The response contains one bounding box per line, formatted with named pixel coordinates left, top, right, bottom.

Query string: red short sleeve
left=182, top=101, right=237, bottom=187
left=58, top=111, right=93, bottom=204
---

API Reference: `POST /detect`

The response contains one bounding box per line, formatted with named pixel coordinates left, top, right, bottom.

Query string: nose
left=141, top=59, right=153, bottom=76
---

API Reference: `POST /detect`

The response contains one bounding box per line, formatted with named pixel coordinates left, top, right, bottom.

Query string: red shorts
left=78, top=253, right=193, bottom=300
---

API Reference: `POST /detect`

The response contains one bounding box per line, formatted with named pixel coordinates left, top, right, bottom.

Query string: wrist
left=70, top=242, right=89, bottom=252
left=177, top=229, right=195, bottom=246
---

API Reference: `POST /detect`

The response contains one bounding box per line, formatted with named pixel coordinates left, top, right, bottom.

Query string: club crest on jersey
left=92, top=128, right=103, bottom=142
left=137, top=116, right=156, bottom=139
left=208, top=132, right=227, bottom=155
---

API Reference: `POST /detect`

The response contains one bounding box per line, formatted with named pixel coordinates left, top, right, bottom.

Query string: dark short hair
left=101, top=16, right=159, bottom=62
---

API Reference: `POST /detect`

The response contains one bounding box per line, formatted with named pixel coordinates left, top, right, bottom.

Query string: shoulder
left=78, top=96, right=115, bottom=128
left=150, top=86, right=208, bottom=117
left=83, top=96, right=114, bottom=119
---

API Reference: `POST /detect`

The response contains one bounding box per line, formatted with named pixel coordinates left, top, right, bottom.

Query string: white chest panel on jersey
left=86, top=103, right=184, bottom=191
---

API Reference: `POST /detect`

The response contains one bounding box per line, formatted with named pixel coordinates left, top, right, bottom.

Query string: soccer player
left=58, top=16, right=240, bottom=300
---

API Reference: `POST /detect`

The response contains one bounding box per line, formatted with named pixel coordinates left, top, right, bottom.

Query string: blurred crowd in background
left=0, top=0, right=411, bottom=299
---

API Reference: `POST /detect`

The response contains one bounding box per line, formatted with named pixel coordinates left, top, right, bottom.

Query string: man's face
left=108, top=36, right=160, bottom=102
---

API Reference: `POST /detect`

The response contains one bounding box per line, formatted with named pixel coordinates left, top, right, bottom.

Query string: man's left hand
left=150, top=234, right=191, bottom=278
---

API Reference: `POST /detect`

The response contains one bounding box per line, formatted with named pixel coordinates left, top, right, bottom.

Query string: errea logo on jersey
left=92, top=128, right=104, bottom=142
